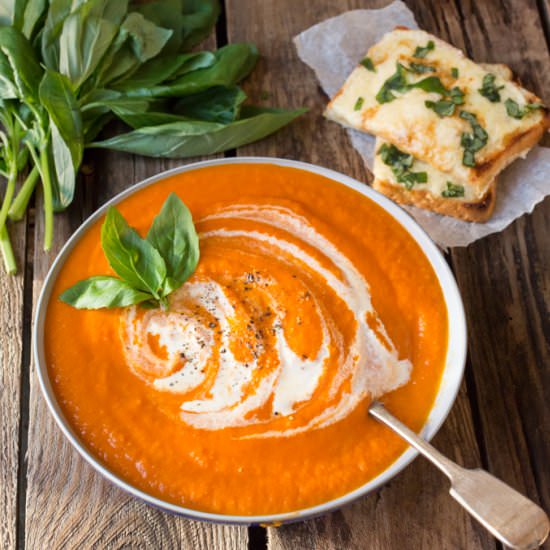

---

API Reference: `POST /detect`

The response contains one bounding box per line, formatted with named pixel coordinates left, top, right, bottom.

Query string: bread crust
left=469, top=115, right=549, bottom=185
left=372, top=178, right=496, bottom=222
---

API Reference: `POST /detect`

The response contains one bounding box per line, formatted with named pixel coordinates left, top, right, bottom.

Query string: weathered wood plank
left=0, top=198, right=27, bottom=550
left=406, top=0, right=550, bottom=514
left=226, top=1, right=494, bottom=548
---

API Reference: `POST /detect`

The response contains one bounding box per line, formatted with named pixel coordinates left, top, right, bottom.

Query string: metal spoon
left=369, top=402, right=550, bottom=549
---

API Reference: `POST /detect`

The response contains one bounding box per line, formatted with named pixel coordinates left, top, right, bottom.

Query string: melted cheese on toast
left=326, top=28, right=546, bottom=191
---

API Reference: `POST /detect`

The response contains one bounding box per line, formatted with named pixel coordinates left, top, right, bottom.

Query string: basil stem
left=0, top=163, right=17, bottom=238
left=39, top=144, right=54, bottom=251
left=0, top=224, right=16, bottom=274
left=8, top=165, right=39, bottom=221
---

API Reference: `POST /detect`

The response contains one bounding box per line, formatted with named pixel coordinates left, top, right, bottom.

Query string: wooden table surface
left=1, top=1, right=549, bottom=549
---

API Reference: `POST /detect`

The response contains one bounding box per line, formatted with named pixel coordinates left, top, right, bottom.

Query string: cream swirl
left=121, top=203, right=412, bottom=437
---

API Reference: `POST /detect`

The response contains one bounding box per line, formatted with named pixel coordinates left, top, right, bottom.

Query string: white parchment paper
left=294, top=1, right=550, bottom=248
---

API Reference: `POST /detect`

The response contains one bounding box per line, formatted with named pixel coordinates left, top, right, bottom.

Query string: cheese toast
left=325, top=28, right=548, bottom=200
left=371, top=64, right=514, bottom=222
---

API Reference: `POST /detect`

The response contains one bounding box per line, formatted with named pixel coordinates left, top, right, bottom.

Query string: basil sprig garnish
left=504, top=98, right=544, bottom=119
left=379, top=143, right=428, bottom=190
left=60, top=193, right=199, bottom=309
left=478, top=73, right=504, bottom=102
left=460, top=111, right=488, bottom=167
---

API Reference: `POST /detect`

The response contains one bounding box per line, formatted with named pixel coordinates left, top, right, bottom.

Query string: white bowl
left=34, top=157, right=467, bottom=525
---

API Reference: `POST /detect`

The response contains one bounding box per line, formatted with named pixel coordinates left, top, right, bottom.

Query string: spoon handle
left=369, top=402, right=549, bottom=550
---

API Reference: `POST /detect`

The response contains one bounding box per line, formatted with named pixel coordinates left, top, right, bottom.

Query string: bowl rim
left=34, top=156, right=467, bottom=525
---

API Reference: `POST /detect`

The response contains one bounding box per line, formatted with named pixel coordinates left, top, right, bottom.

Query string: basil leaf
left=375, top=62, right=408, bottom=103
left=360, top=57, right=375, bottom=72
left=146, top=192, right=199, bottom=293
left=413, top=40, right=434, bottom=58
left=39, top=69, right=84, bottom=209
left=92, top=106, right=307, bottom=157
left=146, top=43, right=258, bottom=98
left=0, top=0, right=25, bottom=29
left=122, top=12, right=173, bottom=62
left=39, top=70, right=83, bottom=174
left=112, top=51, right=215, bottom=91
left=21, top=0, right=47, bottom=40
left=1, top=0, right=47, bottom=38
left=441, top=182, right=465, bottom=198
left=179, top=0, right=220, bottom=50
left=0, top=50, right=18, bottom=100
left=82, top=111, right=112, bottom=142
left=81, top=89, right=150, bottom=135
left=459, top=110, right=488, bottom=167
left=408, top=62, right=435, bottom=74
left=425, top=99, right=455, bottom=117
left=409, top=76, right=447, bottom=95
left=450, top=86, right=465, bottom=105
left=377, top=67, right=448, bottom=104
left=59, top=13, right=117, bottom=88
left=133, top=0, right=184, bottom=55
left=58, top=0, right=127, bottom=89
left=398, top=170, right=428, bottom=190
left=354, top=97, right=364, bottom=111
left=101, top=206, right=167, bottom=297
left=94, top=13, right=173, bottom=88
left=478, top=73, right=504, bottom=103
left=505, top=98, right=544, bottom=119
left=505, top=98, right=522, bottom=119
left=0, top=26, right=42, bottom=101
left=174, top=85, right=247, bottom=123
left=41, top=0, right=74, bottom=70
left=378, top=143, right=427, bottom=189
left=135, top=0, right=219, bottom=54
left=379, top=142, right=413, bottom=170
left=112, top=109, right=190, bottom=129
left=59, top=275, right=152, bottom=308
left=451, top=67, right=459, bottom=78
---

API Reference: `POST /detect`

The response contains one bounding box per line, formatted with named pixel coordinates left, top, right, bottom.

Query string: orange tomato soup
left=45, top=164, right=448, bottom=515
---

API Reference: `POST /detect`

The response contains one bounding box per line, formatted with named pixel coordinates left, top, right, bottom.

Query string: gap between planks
left=15, top=207, right=34, bottom=550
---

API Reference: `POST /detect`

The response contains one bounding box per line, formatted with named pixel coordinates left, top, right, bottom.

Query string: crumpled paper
left=293, top=0, right=550, bottom=248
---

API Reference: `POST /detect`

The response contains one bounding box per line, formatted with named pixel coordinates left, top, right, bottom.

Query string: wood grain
left=225, top=1, right=496, bottom=548
left=406, top=0, right=550, bottom=517
left=0, top=198, right=27, bottom=550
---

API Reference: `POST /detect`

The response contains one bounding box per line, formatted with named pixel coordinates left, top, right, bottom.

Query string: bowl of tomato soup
left=34, top=158, right=466, bottom=524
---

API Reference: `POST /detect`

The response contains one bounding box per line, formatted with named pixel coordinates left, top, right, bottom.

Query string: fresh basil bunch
left=0, top=0, right=305, bottom=274
left=60, top=193, right=199, bottom=309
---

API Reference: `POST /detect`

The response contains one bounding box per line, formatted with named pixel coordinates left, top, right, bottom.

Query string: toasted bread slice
left=372, top=140, right=496, bottom=221
left=371, top=63, right=515, bottom=222
left=325, top=28, right=549, bottom=195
